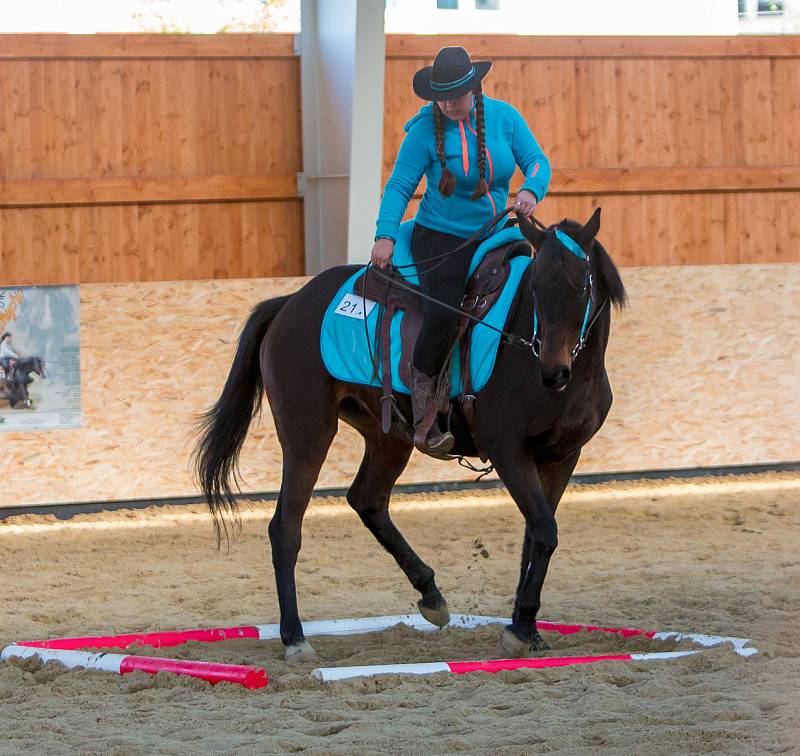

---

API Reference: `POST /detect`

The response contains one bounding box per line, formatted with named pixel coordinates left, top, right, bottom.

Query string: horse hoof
left=501, top=626, right=530, bottom=657
left=417, top=599, right=450, bottom=628
left=285, top=640, right=317, bottom=664
left=501, top=627, right=551, bottom=656
left=530, top=631, right=551, bottom=652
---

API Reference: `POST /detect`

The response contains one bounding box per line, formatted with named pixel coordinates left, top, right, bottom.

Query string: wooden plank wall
left=0, top=34, right=304, bottom=285
left=384, top=35, right=800, bottom=266
left=1, top=34, right=799, bottom=284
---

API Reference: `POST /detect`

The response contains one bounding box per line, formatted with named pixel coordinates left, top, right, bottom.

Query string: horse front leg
left=491, top=446, right=578, bottom=655
left=346, top=430, right=450, bottom=627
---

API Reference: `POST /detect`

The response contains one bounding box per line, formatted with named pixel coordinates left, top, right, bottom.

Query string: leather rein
left=367, top=208, right=609, bottom=360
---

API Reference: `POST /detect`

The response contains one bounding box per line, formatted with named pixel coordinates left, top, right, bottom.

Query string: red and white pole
left=15, top=613, right=757, bottom=657
left=312, top=651, right=700, bottom=682
left=1, top=644, right=268, bottom=689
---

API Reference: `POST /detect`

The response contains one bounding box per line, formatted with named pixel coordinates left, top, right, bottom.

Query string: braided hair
left=433, top=102, right=455, bottom=197
left=433, top=85, right=488, bottom=201
left=471, top=84, right=489, bottom=200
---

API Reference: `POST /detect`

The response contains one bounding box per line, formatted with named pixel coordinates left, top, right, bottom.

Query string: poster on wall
left=0, top=285, right=81, bottom=431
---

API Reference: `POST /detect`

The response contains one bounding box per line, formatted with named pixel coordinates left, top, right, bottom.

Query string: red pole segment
left=448, top=654, right=634, bottom=674
left=19, top=625, right=261, bottom=651
left=536, top=621, right=656, bottom=639
left=118, top=655, right=268, bottom=689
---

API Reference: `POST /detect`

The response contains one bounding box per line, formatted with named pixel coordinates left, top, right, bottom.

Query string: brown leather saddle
left=354, top=237, right=531, bottom=438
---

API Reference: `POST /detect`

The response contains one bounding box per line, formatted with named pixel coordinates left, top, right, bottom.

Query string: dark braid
left=433, top=104, right=455, bottom=197
left=471, top=84, right=489, bottom=200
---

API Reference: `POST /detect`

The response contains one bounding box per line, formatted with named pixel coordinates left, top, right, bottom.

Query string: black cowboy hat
left=413, top=46, right=491, bottom=101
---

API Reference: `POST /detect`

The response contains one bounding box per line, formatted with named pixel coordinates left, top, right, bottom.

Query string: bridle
left=368, top=208, right=609, bottom=361
left=531, top=228, right=608, bottom=361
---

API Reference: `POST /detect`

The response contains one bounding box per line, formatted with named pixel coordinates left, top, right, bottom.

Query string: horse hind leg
left=347, top=432, right=450, bottom=627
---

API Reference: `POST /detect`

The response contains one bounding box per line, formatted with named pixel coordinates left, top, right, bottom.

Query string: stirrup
left=422, top=426, right=455, bottom=456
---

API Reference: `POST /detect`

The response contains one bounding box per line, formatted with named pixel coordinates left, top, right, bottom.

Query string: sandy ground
left=1, top=472, right=799, bottom=754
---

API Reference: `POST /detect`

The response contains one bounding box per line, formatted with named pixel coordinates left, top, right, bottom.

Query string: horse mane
left=558, top=220, right=628, bottom=311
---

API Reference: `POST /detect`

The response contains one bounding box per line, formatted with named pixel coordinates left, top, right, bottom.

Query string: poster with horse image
left=0, top=285, right=81, bottom=431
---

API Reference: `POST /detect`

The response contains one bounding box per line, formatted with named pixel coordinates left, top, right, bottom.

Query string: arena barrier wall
left=2, top=33, right=800, bottom=285
left=2, top=262, right=797, bottom=508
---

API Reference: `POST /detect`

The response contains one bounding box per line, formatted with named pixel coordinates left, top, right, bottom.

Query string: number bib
left=334, top=293, right=377, bottom=320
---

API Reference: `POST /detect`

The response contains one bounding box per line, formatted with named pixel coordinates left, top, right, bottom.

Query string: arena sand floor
left=1, top=472, right=798, bottom=754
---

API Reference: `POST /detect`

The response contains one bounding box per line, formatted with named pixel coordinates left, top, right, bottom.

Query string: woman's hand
left=513, top=190, right=538, bottom=218
left=370, top=238, right=395, bottom=269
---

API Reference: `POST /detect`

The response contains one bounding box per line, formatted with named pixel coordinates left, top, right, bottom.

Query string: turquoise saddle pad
left=320, top=220, right=531, bottom=398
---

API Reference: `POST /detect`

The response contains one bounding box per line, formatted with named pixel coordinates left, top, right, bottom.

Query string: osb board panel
left=0, top=200, right=305, bottom=285
left=2, top=264, right=798, bottom=507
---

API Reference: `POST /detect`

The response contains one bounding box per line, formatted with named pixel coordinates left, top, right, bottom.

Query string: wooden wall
left=0, top=34, right=304, bottom=285
left=384, top=35, right=800, bottom=266
left=1, top=34, right=799, bottom=285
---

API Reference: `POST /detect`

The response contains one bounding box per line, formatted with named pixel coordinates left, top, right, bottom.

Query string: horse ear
left=576, top=207, right=601, bottom=250
left=517, top=213, right=547, bottom=250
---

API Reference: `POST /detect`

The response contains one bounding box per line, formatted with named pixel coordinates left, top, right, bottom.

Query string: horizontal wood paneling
left=387, top=166, right=800, bottom=197
left=0, top=201, right=304, bottom=284
left=401, top=191, right=800, bottom=266
left=0, top=37, right=303, bottom=283
left=0, top=174, right=298, bottom=207
left=0, top=33, right=295, bottom=59
left=386, top=35, right=800, bottom=59
left=0, top=58, right=301, bottom=180
left=384, top=36, right=800, bottom=267
left=1, top=34, right=799, bottom=283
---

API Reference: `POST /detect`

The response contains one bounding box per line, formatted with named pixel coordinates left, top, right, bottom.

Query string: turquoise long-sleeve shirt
left=375, top=96, right=551, bottom=242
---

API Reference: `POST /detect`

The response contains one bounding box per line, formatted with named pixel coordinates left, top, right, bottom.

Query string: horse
left=194, top=208, right=627, bottom=661
left=0, top=357, right=46, bottom=409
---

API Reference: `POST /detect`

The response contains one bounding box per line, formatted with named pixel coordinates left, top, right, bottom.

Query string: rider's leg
left=410, top=223, right=478, bottom=453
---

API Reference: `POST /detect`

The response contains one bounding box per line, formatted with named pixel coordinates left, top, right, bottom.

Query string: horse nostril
left=541, top=364, right=571, bottom=390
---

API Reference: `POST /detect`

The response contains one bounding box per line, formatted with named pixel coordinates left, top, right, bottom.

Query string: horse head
left=32, top=356, right=47, bottom=380
left=518, top=208, right=627, bottom=391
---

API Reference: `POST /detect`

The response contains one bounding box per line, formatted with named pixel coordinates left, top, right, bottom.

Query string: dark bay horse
left=0, top=357, right=46, bottom=409
left=194, top=209, right=627, bottom=661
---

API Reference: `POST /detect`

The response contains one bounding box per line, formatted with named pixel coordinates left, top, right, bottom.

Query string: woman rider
left=0, top=332, right=19, bottom=381
left=370, top=46, right=551, bottom=455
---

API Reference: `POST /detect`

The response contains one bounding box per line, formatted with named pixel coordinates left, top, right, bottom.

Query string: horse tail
left=193, top=294, right=292, bottom=544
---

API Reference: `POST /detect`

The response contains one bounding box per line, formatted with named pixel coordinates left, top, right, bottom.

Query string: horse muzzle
left=540, top=363, right=571, bottom=392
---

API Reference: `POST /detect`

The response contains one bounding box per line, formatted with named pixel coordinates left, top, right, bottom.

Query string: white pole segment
left=256, top=613, right=509, bottom=640
left=629, top=651, right=700, bottom=661
left=652, top=631, right=758, bottom=657
left=2, top=644, right=124, bottom=674
left=313, top=661, right=450, bottom=682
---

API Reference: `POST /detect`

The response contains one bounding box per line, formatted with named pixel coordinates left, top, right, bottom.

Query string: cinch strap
left=430, top=66, right=476, bottom=92
left=555, top=229, right=587, bottom=260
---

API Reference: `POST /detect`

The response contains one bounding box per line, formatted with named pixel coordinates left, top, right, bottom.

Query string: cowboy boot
left=411, top=367, right=454, bottom=455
